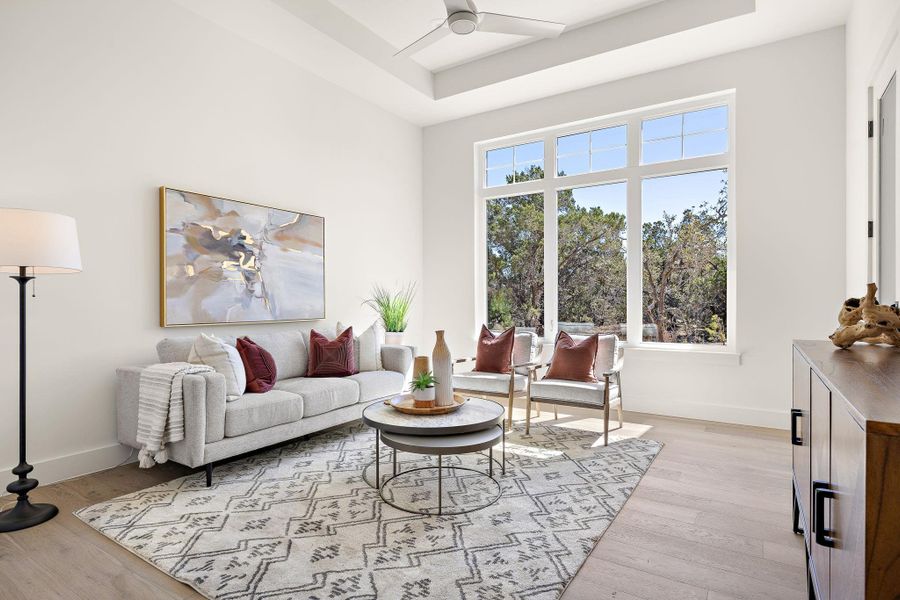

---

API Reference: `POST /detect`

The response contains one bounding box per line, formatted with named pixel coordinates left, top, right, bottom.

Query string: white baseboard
left=625, top=394, right=788, bottom=430
left=3, top=398, right=785, bottom=489
left=2, top=443, right=136, bottom=487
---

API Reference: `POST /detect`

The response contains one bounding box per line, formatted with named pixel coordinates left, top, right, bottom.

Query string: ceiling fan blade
left=394, top=20, right=450, bottom=57
left=443, top=0, right=478, bottom=16
left=477, top=12, right=565, bottom=38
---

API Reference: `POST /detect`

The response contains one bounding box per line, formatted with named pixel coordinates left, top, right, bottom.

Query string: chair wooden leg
left=603, top=402, right=610, bottom=446
left=617, top=403, right=623, bottom=428
left=536, top=403, right=541, bottom=417
left=205, top=463, right=213, bottom=487
left=525, top=394, right=532, bottom=434
left=553, top=405, right=558, bottom=420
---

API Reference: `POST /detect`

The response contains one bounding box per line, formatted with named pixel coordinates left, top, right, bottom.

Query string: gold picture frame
left=159, top=187, right=325, bottom=327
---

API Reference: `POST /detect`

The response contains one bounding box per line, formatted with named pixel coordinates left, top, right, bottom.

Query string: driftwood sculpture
left=830, top=283, right=900, bottom=348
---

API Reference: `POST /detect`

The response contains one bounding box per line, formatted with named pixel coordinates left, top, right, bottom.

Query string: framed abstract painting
left=159, top=187, right=325, bottom=327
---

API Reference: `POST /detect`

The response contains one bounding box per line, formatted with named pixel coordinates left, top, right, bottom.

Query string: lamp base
left=0, top=499, right=58, bottom=532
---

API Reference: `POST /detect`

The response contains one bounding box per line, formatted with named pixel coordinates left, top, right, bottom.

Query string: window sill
left=623, top=343, right=742, bottom=366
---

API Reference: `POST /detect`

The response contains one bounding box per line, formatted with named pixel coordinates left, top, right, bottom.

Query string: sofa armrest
left=382, top=344, right=414, bottom=377
left=116, top=367, right=227, bottom=468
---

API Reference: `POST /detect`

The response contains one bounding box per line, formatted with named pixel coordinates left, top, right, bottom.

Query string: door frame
left=869, top=22, right=900, bottom=293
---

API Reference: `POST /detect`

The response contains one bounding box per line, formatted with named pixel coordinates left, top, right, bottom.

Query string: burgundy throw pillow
left=544, top=331, right=599, bottom=383
left=474, top=325, right=515, bottom=374
left=236, top=337, right=278, bottom=393
left=308, top=327, right=358, bottom=377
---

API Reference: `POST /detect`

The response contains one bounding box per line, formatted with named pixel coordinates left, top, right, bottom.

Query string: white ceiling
left=173, top=0, right=853, bottom=126
left=329, top=0, right=663, bottom=71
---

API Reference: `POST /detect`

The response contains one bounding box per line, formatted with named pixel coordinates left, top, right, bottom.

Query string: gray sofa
left=116, top=327, right=413, bottom=485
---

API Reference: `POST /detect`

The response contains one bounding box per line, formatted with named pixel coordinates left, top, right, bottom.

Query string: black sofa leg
left=205, top=463, right=213, bottom=487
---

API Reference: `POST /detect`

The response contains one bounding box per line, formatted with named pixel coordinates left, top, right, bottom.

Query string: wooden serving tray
left=387, top=393, right=466, bottom=415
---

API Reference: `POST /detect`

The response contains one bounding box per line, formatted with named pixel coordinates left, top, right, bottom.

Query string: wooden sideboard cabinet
left=792, top=340, right=900, bottom=600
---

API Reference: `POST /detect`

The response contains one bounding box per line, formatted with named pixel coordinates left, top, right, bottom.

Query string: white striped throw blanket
left=137, top=362, right=213, bottom=468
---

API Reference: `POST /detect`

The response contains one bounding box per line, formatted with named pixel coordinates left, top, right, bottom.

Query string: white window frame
left=475, top=92, right=737, bottom=356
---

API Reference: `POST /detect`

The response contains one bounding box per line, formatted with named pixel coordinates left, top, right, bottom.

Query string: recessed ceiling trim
left=273, top=0, right=434, bottom=95
left=433, top=0, right=757, bottom=99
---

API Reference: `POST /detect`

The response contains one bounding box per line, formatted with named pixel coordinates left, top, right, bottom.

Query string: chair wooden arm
left=602, top=358, right=625, bottom=377
left=512, top=360, right=544, bottom=370
left=454, top=356, right=477, bottom=364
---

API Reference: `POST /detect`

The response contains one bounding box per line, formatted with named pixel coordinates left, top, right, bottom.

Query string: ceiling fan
left=395, top=0, right=565, bottom=58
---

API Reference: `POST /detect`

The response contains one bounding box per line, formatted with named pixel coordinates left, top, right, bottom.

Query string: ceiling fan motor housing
left=448, top=11, right=478, bottom=35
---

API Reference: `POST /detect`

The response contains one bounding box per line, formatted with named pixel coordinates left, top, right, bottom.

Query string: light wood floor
left=0, top=409, right=805, bottom=600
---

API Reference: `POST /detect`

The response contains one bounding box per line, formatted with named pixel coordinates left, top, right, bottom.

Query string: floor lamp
left=0, top=208, right=81, bottom=532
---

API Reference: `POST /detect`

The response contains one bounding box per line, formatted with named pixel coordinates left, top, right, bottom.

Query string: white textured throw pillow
left=337, top=321, right=384, bottom=371
left=188, top=333, right=246, bottom=400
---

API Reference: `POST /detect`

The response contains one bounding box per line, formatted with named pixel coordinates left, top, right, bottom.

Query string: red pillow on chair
left=544, top=331, right=599, bottom=383
left=236, top=337, right=277, bottom=393
left=307, top=327, right=358, bottom=377
left=474, top=325, right=515, bottom=374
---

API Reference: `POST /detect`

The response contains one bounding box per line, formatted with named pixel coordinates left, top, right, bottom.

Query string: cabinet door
left=810, top=371, right=831, bottom=600
left=829, top=399, right=865, bottom=600
left=792, top=348, right=811, bottom=530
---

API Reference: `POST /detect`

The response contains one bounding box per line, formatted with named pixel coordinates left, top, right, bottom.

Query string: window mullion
left=544, top=132, right=559, bottom=342
left=626, top=116, right=643, bottom=344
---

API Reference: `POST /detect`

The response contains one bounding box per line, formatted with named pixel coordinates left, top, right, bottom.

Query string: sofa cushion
left=452, top=371, right=527, bottom=395
left=529, top=378, right=620, bottom=405
left=274, top=376, right=359, bottom=417
left=157, top=337, right=195, bottom=363
left=307, top=327, right=357, bottom=377
left=248, top=330, right=308, bottom=379
left=224, top=390, right=303, bottom=437
left=338, top=321, right=384, bottom=372
left=347, top=371, right=404, bottom=403
left=545, top=332, right=598, bottom=383
left=236, top=337, right=277, bottom=393
left=188, top=333, right=247, bottom=399
left=157, top=335, right=237, bottom=363
left=475, top=325, right=515, bottom=374
left=570, top=333, right=619, bottom=376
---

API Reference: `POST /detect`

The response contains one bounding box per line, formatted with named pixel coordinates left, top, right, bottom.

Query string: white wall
left=0, top=0, right=423, bottom=483
left=845, top=0, right=900, bottom=294
left=423, top=28, right=846, bottom=430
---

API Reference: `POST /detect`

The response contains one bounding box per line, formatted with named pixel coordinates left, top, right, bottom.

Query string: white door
left=880, top=74, right=897, bottom=304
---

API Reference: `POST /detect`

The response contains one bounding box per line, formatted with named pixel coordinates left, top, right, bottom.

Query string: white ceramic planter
left=385, top=331, right=404, bottom=346
left=412, top=387, right=435, bottom=402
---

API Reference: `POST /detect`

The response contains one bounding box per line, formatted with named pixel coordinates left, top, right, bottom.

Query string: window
left=486, top=193, right=544, bottom=336
left=556, top=125, right=627, bottom=176
left=642, top=106, right=728, bottom=164
left=479, top=96, right=732, bottom=349
left=558, top=183, right=627, bottom=339
left=642, top=170, right=727, bottom=344
left=485, top=141, right=544, bottom=187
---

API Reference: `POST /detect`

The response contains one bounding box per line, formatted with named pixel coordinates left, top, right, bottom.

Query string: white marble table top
left=362, top=397, right=504, bottom=435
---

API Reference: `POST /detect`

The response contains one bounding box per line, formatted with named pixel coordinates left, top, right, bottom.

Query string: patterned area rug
left=76, top=423, right=662, bottom=599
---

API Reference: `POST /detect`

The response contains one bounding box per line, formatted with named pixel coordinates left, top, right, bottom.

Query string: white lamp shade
left=0, top=208, right=82, bottom=274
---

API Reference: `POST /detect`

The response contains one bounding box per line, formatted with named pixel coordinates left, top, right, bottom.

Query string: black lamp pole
left=0, top=266, right=58, bottom=532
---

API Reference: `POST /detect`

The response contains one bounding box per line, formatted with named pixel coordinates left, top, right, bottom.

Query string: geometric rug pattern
left=75, top=422, right=662, bottom=599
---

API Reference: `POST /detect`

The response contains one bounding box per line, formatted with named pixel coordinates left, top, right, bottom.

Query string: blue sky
left=569, top=169, right=727, bottom=224
left=487, top=105, right=728, bottom=222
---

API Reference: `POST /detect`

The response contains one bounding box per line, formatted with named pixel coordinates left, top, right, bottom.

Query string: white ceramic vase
left=385, top=331, right=404, bottom=346
left=432, top=330, right=453, bottom=407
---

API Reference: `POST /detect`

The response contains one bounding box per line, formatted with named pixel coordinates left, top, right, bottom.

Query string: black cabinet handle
left=814, top=483, right=836, bottom=548
left=790, top=409, right=802, bottom=445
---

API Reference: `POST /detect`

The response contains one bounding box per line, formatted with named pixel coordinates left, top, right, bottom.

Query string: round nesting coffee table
left=361, top=397, right=506, bottom=515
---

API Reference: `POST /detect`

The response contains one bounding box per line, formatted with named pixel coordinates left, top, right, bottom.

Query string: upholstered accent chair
left=452, top=331, right=539, bottom=430
left=526, top=334, right=624, bottom=445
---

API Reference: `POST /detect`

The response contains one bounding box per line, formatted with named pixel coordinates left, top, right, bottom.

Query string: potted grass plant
left=409, top=371, right=437, bottom=407
left=364, top=282, right=415, bottom=345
